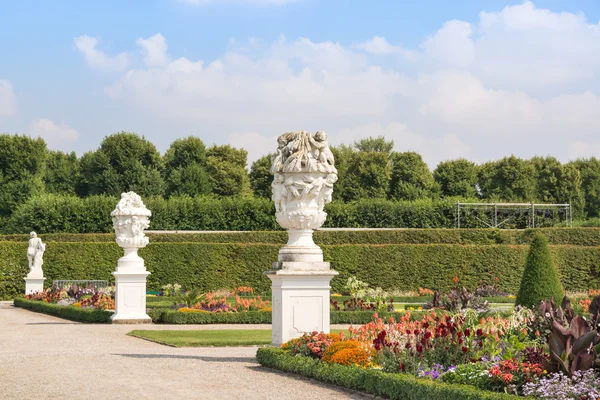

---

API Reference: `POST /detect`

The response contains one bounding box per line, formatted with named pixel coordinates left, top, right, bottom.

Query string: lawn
left=128, top=329, right=346, bottom=347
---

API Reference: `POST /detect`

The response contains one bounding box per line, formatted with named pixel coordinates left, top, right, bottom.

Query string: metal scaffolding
left=455, top=202, right=572, bottom=229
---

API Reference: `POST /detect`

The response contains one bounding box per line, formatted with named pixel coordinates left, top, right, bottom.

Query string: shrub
left=515, top=232, right=564, bottom=308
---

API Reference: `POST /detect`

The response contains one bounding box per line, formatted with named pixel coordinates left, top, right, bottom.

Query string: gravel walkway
left=0, top=302, right=368, bottom=400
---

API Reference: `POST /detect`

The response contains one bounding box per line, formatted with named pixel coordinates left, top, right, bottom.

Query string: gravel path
left=0, top=302, right=368, bottom=400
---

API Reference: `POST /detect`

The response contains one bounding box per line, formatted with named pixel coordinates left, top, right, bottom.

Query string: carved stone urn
left=266, top=131, right=339, bottom=346
left=110, top=191, right=152, bottom=324
left=271, top=130, right=338, bottom=266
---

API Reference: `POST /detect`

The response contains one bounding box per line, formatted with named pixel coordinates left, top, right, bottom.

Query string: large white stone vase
left=266, top=131, right=338, bottom=346
left=110, top=192, right=152, bottom=324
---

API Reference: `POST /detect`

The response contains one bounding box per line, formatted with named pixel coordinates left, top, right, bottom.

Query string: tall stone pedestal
left=24, top=277, right=45, bottom=295
left=111, top=249, right=151, bottom=324
left=266, top=265, right=337, bottom=347
left=111, top=272, right=151, bottom=324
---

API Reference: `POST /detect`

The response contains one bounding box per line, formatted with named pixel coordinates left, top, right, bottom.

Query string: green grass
left=128, top=329, right=347, bottom=347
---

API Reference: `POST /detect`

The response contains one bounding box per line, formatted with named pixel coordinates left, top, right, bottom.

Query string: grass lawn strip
left=128, top=329, right=348, bottom=347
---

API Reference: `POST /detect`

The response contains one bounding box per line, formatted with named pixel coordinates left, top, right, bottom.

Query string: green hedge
left=8, top=193, right=574, bottom=234
left=3, top=241, right=600, bottom=300
left=256, top=348, right=520, bottom=400
left=13, top=298, right=113, bottom=322
left=3, top=227, right=600, bottom=246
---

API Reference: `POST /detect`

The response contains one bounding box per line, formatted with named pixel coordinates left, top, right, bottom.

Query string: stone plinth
left=24, top=277, right=45, bottom=295
left=111, top=271, right=151, bottom=324
left=266, top=267, right=338, bottom=347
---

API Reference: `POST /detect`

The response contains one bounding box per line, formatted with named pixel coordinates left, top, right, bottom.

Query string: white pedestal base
left=265, top=265, right=338, bottom=347
left=24, top=277, right=46, bottom=295
left=111, top=271, right=151, bottom=324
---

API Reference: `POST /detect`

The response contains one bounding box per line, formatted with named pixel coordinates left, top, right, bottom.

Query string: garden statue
left=266, top=130, right=339, bottom=346
left=110, top=191, right=152, bottom=323
left=24, top=232, right=46, bottom=294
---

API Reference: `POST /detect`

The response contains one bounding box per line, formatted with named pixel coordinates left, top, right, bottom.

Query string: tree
left=478, top=156, right=536, bottom=201
left=515, top=233, right=564, bottom=309
left=434, top=159, right=478, bottom=198
left=205, top=144, right=251, bottom=197
left=79, top=132, right=165, bottom=197
left=44, top=150, right=80, bottom=195
left=0, top=134, right=47, bottom=218
left=340, top=151, right=390, bottom=201
left=567, top=158, right=600, bottom=218
left=353, top=136, right=394, bottom=154
left=249, top=154, right=273, bottom=198
left=163, top=137, right=210, bottom=197
left=388, top=151, right=437, bottom=201
left=531, top=156, right=584, bottom=215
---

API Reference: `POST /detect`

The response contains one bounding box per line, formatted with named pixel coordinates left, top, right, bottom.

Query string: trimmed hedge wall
left=3, top=240, right=600, bottom=300
left=3, top=227, right=600, bottom=245
left=256, top=347, right=519, bottom=400
left=5, top=193, right=576, bottom=234
left=13, top=298, right=112, bottom=322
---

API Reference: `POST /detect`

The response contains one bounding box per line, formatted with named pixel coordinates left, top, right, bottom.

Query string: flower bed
left=259, top=294, right=600, bottom=400
left=14, top=298, right=112, bottom=323
left=256, top=347, right=520, bottom=400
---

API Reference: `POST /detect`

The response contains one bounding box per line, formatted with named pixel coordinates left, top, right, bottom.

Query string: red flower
left=416, top=344, right=424, bottom=354
left=489, top=366, right=501, bottom=377
left=461, top=346, right=468, bottom=353
left=501, top=373, right=513, bottom=383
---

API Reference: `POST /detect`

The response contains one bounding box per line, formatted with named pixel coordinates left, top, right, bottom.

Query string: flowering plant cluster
left=523, top=370, right=600, bottom=399
left=161, top=283, right=182, bottom=296
left=330, top=297, right=394, bottom=312
left=283, top=332, right=344, bottom=359
left=173, top=289, right=270, bottom=313
left=487, top=359, right=545, bottom=394
left=25, top=285, right=115, bottom=311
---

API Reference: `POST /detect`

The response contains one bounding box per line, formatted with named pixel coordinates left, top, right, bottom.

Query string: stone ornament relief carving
left=111, top=192, right=151, bottom=249
left=271, top=131, right=337, bottom=234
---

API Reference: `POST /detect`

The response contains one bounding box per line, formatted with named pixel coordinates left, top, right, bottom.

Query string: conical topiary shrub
left=515, top=232, right=564, bottom=309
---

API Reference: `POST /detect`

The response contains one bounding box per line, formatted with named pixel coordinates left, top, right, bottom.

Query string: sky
left=0, top=0, right=599, bottom=168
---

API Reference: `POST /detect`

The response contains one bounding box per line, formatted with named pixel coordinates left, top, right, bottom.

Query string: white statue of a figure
left=27, top=232, right=45, bottom=276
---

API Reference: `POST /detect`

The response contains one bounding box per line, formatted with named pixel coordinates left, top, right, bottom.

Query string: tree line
left=1, top=132, right=598, bottom=224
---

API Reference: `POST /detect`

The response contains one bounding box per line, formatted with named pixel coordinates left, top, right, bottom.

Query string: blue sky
left=0, top=0, right=599, bottom=167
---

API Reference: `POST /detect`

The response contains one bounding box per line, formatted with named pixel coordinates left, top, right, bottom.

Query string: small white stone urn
left=110, top=191, right=152, bottom=324
left=24, top=231, right=46, bottom=295
left=266, top=130, right=339, bottom=346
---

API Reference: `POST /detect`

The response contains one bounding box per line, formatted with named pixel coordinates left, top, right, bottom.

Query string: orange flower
left=452, top=276, right=459, bottom=284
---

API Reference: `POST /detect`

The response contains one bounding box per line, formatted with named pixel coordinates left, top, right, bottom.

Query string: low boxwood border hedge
left=13, top=298, right=112, bottom=323
left=147, top=310, right=476, bottom=324
left=256, top=347, right=521, bottom=400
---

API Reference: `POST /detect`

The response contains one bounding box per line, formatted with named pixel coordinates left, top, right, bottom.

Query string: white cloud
left=136, top=34, right=169, bottom=67
left=74, top=35, right=130, bottom=72
left=180, top=0, right=299, bottom=5
left=76, top=2, right=600, bottom=168
left=0, top=80, right=17, bottom=116
left=28, top=119, right=79, bottom=147
left=354, top=36, right=418, bottom=61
